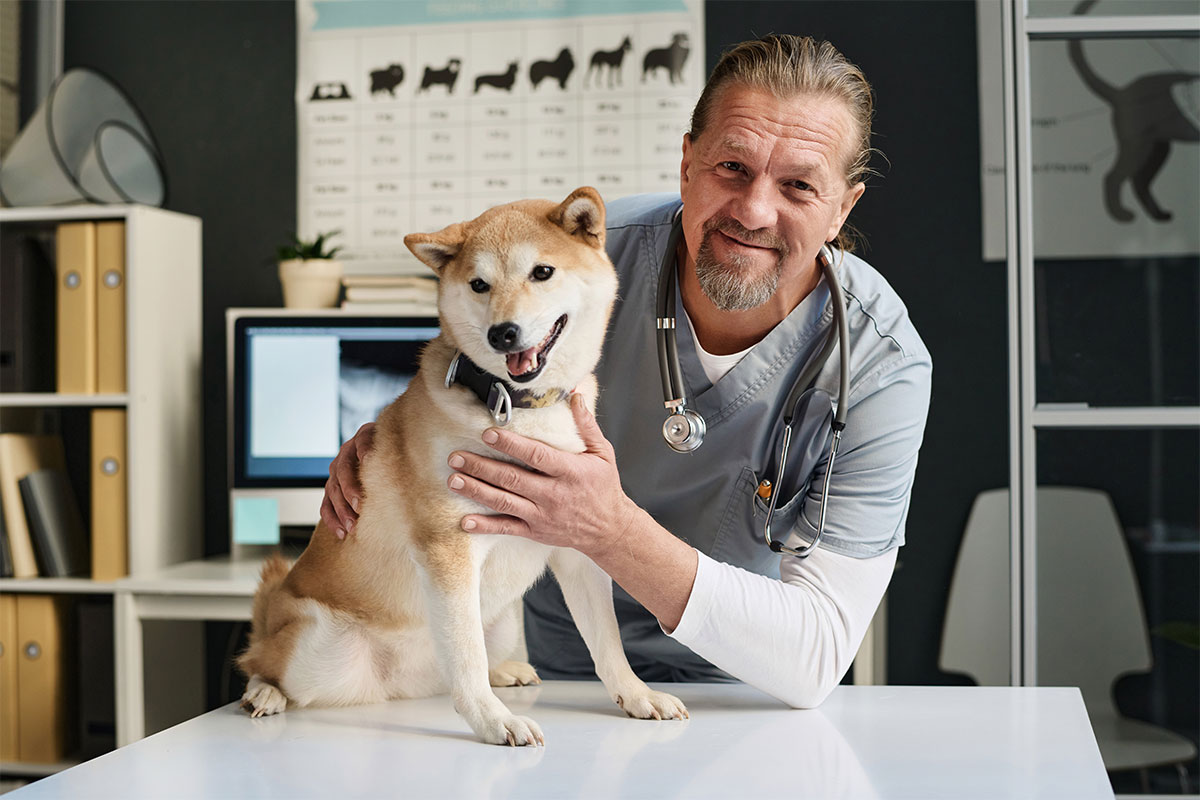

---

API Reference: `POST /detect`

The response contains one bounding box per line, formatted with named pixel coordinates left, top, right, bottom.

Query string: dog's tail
left=259, top=552, right=292, bottom=589
left=235, top=553, right=293, bottom=679
left=247, top=554, right=292, bottom=640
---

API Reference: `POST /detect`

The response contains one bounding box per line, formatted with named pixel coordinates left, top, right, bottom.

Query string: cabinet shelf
left=0, top=577, right=118, bottom=594
left=1, top=204, right=202, bottom=756
left=0, top=393, right=129, bottom=408
left=0, top=758, right=82, bottom=778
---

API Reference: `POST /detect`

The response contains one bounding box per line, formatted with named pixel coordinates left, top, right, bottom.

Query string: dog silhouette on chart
left=586, top=36, right=632, bottom=89
left=309, top=82, right=352, bottom=101
left=642, top=33, right=690, bottom=85
left=475, top=61, right=519, bottom=94
left=419, top=59, right=462, bottom=94
left=1069, top=0, right=1199, bottom=222
left=369, top=64, right=405, bottom=97
left=530, top=48, right=575, bottom=90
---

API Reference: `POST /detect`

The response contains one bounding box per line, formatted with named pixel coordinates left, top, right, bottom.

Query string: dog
left=642, top=33, right=690, bottom=85
left=237, top=187, right=689, bottom=746
left=474, top=61, right=518, bottom=94
left=369, top=64, right=405, bottom=96
left=309, top=81, right=351, bottom=101
left=529, top=48, right=575, bottom=90
left=419, top=58, right=461, bottom=94
left=587, top=36, right=631, bottom=89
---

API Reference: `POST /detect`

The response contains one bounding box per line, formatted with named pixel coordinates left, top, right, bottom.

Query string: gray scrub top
left=524, top=193, right=932, bottom=682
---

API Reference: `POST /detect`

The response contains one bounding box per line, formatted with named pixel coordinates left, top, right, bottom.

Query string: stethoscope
left=655, top=215, right=850, bottom=558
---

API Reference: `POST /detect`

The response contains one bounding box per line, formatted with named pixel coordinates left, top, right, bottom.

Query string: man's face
left=679, top=86, right=865, bottom=312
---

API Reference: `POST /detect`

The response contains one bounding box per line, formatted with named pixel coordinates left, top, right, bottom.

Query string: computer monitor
left=227, top=309, right=438, bottom=554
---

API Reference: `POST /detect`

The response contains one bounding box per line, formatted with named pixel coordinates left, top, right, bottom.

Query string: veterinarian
left=322, top=34, right=931, bottom=709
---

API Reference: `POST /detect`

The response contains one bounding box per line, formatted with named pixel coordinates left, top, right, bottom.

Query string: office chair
left=940, top=487, right=1196, bottom=791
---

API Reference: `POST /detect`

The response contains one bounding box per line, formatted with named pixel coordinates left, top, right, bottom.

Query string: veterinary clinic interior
left=0, top=0, right=1197, bottom=797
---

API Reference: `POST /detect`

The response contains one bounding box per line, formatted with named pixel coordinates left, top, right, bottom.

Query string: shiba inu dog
left=237, top=187, right=688, bottom=745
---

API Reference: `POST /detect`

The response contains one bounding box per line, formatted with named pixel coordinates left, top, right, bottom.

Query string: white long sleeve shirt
left=669, top=544, right=896, bottom=708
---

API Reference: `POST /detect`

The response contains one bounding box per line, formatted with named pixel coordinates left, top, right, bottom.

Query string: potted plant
left=277, top=230, right=344, bottom=308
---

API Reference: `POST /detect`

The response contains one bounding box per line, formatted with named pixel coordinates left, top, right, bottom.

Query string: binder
left=96, top=221, right=127, bottom=394
left=1, top=505, right=13, bottom=578
left=0, top=228, right=56, bottom=393
left=20, top=468, right=90, bottom=578
left=0, top=594, right=17, bottom=760
left=0, top=434, right=68, bottom=579
left=56, top=222, right=99, bottom=394
left=15, top=594, right=73, bottom=763
left=91, top=409, right=128, bottom=580
left=76, top=597, right=115, bottom=760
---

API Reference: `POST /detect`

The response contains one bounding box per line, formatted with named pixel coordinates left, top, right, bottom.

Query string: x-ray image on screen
left=235, top=318, right=438, bottom=486
left=338, top=336, right=427, bottom=441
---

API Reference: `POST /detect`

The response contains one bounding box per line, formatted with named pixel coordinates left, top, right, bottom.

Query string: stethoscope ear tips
left=662, top=408, right=706, bottom=453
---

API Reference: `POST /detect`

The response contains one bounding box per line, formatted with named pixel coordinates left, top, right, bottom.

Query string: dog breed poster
left=297, top=0, right=704, bottom=275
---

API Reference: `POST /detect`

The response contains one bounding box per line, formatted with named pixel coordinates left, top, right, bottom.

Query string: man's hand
left=320, top=422, right=375, bottom=540
left=446, top=393, right=639, bottom=560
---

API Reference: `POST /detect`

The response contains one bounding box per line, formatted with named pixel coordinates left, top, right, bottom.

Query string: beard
left=694, top=217, right=790, bottom=311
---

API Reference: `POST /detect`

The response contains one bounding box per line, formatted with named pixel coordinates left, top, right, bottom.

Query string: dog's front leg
left=548, top=549, right=688, bottom=721
left=422, top=541, right=544, bottom=746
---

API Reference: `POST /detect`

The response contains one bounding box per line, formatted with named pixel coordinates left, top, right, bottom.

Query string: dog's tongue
left=507, top=348, right=538, bottom=376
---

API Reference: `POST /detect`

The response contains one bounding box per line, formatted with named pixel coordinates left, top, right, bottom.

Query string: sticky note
left=233, top=497, right=280, bottom=545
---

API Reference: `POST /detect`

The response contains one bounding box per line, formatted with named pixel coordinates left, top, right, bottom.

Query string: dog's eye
left=469, top=278, right=490, bottom=294
left=531, top=264, right=555, bottom=282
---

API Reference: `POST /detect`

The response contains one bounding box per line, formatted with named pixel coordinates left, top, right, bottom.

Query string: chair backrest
left=939, top=489, right=1012, bottom=686
left=940, top=487, right=1152, bottom=716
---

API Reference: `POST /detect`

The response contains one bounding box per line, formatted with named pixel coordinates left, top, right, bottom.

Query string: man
left=322, top=35, right=931, bottom=708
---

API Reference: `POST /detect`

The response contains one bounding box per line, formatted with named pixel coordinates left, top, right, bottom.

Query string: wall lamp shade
left=0, top=68, right=166, bottom=207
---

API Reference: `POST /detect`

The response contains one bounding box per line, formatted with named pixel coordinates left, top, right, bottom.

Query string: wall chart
left=298, top=0, right=705, bottom=274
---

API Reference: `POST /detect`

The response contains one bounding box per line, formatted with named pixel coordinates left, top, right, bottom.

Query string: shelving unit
left=0, top=204, right=203, bottom=776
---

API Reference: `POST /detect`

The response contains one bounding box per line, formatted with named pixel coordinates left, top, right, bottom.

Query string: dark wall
left=62, top=0, right=296, bottom=568
left=58, top=0, right=1006, bottom=689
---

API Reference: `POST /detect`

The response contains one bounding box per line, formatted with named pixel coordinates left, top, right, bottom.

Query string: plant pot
left=278, top=258, right=344, bottom=308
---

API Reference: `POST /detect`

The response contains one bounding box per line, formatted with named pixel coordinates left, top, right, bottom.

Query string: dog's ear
left=548, top=186, right=606, bottom=249
left=404, top=223, right=466, bottom=273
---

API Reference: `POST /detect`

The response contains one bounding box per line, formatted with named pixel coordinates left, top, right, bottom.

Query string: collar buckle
left=487, top=382, right=512, bottom=426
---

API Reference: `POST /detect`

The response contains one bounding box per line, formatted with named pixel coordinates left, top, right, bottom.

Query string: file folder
left=96, top=221, right=127, bottom=394
left=15, top=595, right=73, bottom=763
left=0, top=594, right=18, bottom=760
left=91, top=410, right=128, bottom=581
left=0, top=434, right=68, bottom=579
left=56, top=222, right=98, bottom=394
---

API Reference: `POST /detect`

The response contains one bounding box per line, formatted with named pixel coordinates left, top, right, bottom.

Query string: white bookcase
left=0, top=204, right=203, bottom=775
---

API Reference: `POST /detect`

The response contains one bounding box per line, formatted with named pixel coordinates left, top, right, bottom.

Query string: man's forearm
left=584, top=502, right=699, bottom=633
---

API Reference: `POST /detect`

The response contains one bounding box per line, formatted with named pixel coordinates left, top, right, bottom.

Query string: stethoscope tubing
left=764, top=244, right=849, bottom=557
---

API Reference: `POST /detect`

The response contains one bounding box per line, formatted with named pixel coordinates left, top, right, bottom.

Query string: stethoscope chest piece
left=662, top=407, right=706, bottom=453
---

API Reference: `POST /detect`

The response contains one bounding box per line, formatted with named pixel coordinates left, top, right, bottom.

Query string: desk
left=11, top=682, right=1112, bottom=799
left=113, top=558, right=259, bottom=745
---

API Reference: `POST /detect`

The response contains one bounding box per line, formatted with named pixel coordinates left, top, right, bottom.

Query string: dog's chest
left=421, top=394, right=581, bottom=515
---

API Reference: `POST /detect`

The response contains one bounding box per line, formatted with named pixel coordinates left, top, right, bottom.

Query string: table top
left=13, top=682, right=1112, bottom=799
left=113, top=556, right=262, bottom=596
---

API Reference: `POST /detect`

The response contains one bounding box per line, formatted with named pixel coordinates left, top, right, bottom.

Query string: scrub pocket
left=709, top=390, right=834, bottom=573
left=709, top=468, right=801, bottom=576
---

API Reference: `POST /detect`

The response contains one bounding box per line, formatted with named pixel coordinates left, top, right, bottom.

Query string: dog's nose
left=487, top=322, right=521, bottom=352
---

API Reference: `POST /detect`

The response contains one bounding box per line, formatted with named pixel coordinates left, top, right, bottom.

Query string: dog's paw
left=241, top=675, right=288, bottom=718
left=478, top=713, right=545, bottom=747
left=616, top=689, right=689, bottom=721
left=489, top=660, right=541, bottom=687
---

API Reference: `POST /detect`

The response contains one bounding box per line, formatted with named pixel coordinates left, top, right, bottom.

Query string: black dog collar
left=444, top=352, right=570, bottom=425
